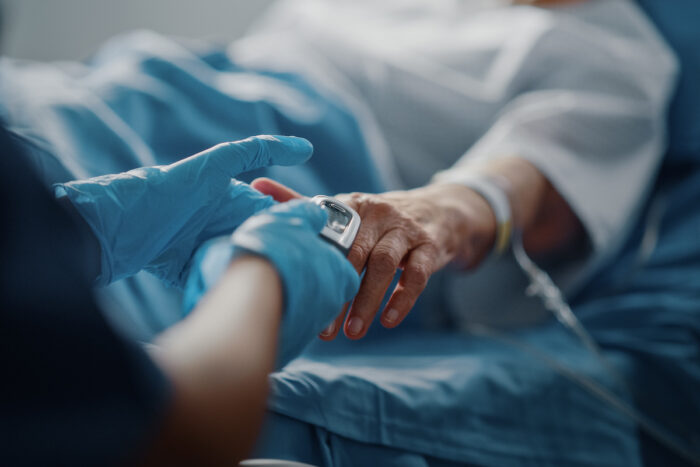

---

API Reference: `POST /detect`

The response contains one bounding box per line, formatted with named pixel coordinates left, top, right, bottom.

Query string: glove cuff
left=55, top=184, right=115, bottom=286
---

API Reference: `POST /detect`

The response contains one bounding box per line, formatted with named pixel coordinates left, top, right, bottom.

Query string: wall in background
left=2, top=0, right=273, bottom=61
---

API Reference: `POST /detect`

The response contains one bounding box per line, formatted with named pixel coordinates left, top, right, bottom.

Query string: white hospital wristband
left=434, top=172, right=513, bottom=254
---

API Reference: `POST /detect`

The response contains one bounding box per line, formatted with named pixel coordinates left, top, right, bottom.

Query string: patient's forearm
left=141, top=256, right=283, bottom=466
left=250, top=160, right=584, bottom=342
left=451, top=157, right=584, bottom=255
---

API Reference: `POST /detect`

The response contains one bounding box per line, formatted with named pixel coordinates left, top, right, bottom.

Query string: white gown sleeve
left=433, top=0, right=678, bottom=259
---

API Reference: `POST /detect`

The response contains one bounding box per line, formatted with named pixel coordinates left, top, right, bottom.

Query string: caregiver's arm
left=137, top=201, right=359, bottom=465
left=140, top=255, right=283, bottom=466
left=56, top=136, right=312, bottom=288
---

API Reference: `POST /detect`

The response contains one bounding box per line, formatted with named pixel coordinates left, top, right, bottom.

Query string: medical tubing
left=466, top=323, right=700, bottom=466
left=507, top=232, right=700, bottom=465
left=511, top=232, right=627, bottom=391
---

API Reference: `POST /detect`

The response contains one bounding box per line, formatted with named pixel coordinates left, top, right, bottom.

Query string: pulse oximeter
left=311, top=195, right=361, bottom=256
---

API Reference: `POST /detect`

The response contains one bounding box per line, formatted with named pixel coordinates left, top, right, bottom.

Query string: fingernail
left=321, top=323, right=335, bottom=336
left=384, top=308, right=399, bottom=324
left=347, top=317, right=364, bottom=336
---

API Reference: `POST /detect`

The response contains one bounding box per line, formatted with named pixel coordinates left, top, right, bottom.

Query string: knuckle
left=336, top=192, right=359, bottom=208
left=404, top=219, right=425, bottom=238
left=348, top=242, right=369, bottom=265
left=391, top=214, right=409, bottom=229
left=410, top=221, right=430, bottom=238
left=397, top=225, right=425, bottom=248
left=212, top=141, right=237, bottom=157
left=366, top=198, right=396, bottom=217
left=349, top=192, right=369, bottom=204
left=405, top=263, right=430, bottom=288
left=421, top=239, right=439, bottom=255
left=369, top=247, right=399, bottom=275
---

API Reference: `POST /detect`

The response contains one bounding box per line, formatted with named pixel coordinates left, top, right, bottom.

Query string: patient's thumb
left=252, top=177, right=305, bottom=202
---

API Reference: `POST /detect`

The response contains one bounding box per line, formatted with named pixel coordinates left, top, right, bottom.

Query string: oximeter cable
left=497, top=230, right=700, bottom=465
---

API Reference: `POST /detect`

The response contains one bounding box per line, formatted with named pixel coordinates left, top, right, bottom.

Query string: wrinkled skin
left=251, top=178, right=497, bottom=340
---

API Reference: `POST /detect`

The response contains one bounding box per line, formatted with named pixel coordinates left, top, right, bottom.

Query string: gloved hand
left=184, top=200, right=360, bottom=368
left=55, top=135, right=312, bottom=287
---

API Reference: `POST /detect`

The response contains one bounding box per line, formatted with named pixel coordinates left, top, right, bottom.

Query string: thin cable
left=508, top=231, right=700, bottom=465
left=636, top=193, right=667, bottom=266
left=466, top=323, right=700, bottom=466
left=511, top=231, right=626, bottom=390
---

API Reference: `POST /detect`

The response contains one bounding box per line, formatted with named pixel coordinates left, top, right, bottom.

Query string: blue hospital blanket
left=1, top=31, right=698, bottom=466
left=257, top=167, right=700, bottom=466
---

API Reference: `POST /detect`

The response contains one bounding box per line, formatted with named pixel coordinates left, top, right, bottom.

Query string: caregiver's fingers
left=251, top=177, right=305, bottom=202
left=380, top=245, right=436, bottom=328
left=344, top=230, right=411, bottom=339
left=319, top=305, right=349, bottom=341
left=202, top=182, right=276, bottom=233
left=200, top=135, right=313, bottom=177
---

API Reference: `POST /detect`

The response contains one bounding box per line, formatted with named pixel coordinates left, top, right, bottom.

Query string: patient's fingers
left=251, top=177, right=305, bottom=202
left=380, top=245, right=435, bottom=328
left=344, top=230, right=411, bottom=339
left=345, top=212, right=388, bottom=274
left=319, top=304, right=349, bottom=341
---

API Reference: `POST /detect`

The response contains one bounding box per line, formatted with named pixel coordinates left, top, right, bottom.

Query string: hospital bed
left=2, top=14, right=698, bottom=465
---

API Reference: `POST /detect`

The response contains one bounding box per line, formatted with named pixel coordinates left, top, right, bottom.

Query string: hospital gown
left=232, top=0, right=678, bottom=327
left=242, top=1, right=697, bottom=465
left=0, top=0, right=697, bottom=465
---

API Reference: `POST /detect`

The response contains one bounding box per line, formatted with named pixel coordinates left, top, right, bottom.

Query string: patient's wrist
left=419, top=183, right=498, bottom=268
left=441, top=157, right=584, bottom=256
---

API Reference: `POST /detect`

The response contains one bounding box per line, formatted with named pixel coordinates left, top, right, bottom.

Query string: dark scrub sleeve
left=0, top=126, right=171, bottom=467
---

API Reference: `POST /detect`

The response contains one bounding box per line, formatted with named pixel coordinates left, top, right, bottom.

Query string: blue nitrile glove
left=185, top=200, right=360, bottom=368
left=54, top=135, right=313, bottom=287
left=233, top=200, right=360, bottom=366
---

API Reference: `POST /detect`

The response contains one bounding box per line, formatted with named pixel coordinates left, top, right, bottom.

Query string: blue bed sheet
left=256, top=168, right=700, bottom=466
left=1, top=31, right=698, bottom=466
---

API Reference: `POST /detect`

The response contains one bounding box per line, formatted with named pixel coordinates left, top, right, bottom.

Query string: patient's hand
left=252, top=178, right=497, bottom=340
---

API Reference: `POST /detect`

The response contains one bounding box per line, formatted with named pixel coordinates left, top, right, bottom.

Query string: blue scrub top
left=0, top=126, right=171, bottom=466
